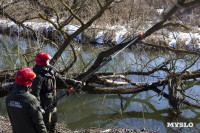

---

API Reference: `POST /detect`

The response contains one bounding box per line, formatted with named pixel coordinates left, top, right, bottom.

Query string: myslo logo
left=167, top=122, right=193, bottom=127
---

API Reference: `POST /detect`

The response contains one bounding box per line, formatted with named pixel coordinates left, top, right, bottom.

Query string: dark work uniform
left=31, top=65, right=77, bottom=132
left=6, top=84, right=47, bottom=133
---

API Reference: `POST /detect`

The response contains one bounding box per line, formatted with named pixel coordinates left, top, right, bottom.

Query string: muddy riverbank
left=0, top=115, right=158, bottom=133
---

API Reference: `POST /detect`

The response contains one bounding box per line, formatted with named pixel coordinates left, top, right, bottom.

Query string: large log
left=0, top=69, right=18, bottom=83
left=0, top=83, right=13, bottom=98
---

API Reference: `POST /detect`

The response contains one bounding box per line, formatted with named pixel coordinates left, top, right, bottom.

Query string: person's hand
left=67, top=87, right=74, bottom=93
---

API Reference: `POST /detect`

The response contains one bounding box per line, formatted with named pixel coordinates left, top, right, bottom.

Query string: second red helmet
left=15, top=68, right=36, bottom=86
left=35, top=52, right=51, bottom=66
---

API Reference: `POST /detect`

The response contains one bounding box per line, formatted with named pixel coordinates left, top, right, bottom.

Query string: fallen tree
left=1, top=0, right=200, bottom=116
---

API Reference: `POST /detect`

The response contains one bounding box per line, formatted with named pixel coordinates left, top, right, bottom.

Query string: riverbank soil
left=0, top=115, right=71, bottom=133
left=0, top=115, right=158, bottom=133
left=0, top=115, right=12, bottom=133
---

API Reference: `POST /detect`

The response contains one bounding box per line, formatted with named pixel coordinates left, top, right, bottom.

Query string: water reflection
left=1, top=34, right=200, bottom=133
left=56, top=92, right=200, bottom=133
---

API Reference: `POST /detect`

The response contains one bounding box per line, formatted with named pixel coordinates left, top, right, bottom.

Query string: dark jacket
left=6, top=84, right=47, bottom=133
left=31, top=65, right=76, bottom=108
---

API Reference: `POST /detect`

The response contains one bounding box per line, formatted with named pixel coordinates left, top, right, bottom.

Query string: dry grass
left=0, top=115, right=12, bottom=133
left=0, top=115, right=158, bottom=133
left=0, top=115, right=71, bottom=133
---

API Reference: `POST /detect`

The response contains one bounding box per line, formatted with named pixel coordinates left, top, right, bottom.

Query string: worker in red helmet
left=31, top=52, right=82, bottom=133
left=35, top=52, right=52, bottom=66
left=6, top=68, right=47, bottom=133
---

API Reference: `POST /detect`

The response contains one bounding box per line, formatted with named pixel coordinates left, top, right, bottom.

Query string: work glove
left=66, top=80, right=82, bottom=94
left=67, top=87, right=74, bottom=93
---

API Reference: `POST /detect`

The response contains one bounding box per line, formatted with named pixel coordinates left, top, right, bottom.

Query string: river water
left=0, top=34, right=200, bottom=133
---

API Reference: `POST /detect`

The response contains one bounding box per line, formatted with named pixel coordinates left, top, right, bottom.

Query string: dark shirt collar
left=11, top=84, right=29, bottom=94
left=33, top=65, right=52, bottom=73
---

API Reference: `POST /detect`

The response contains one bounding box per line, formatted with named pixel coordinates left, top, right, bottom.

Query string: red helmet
left=35, top=52, right=51, bottom=66
left=15, top=68, right=36, bottom=86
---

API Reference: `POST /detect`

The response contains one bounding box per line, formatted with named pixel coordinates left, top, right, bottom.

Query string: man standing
left=6, top=68, right=47, bottom=133
left=31, top=52, right=81, bottom=133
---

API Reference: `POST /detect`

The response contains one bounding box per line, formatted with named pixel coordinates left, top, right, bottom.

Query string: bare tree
left=1, top=0, right=200, bottom=116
